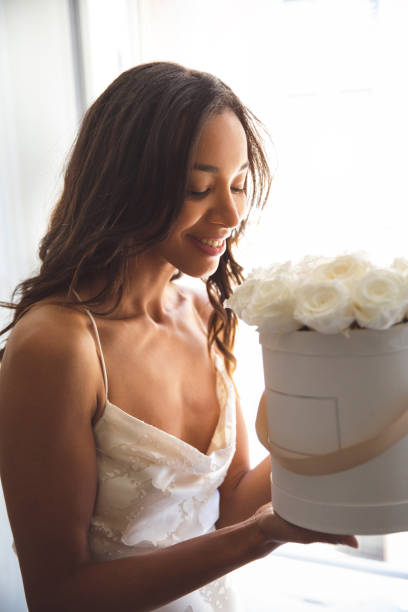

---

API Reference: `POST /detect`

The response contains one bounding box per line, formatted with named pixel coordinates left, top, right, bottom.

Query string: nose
left=210, top=188, right=246, bottom=229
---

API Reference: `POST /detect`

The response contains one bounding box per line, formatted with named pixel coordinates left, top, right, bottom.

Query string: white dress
left=84, top=309, right=243, bottom=611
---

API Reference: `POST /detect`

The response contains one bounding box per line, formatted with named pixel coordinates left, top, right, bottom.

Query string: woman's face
left=155, top=110, right=249, bottom=278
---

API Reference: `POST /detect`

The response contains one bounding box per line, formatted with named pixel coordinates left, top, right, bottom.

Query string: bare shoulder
left=175, top=281, right=214, bottom=328
left=3, top=302, right=93, bottom=364
left=0, top=302, right=102, bottom=423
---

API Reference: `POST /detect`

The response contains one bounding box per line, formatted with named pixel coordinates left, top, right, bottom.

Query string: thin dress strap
left=72, top=290, right=109, bottom=400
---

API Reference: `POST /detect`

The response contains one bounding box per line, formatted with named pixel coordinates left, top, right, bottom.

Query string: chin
left=180, top=262, right=219, bottom=279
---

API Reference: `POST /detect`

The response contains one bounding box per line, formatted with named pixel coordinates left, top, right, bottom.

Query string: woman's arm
left=58, top=505, right=356, bottom=612
left=217, top=394, right=272, bottom=528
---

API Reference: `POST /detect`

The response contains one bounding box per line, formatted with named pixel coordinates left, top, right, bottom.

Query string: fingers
left=304, top=530, right=359, bottom=549
left=273, top=511, right=359, bottom=548
left=335, top=535, right=359, bottom=549
left=298, top=530, right=359, bottom=549
left=294, top=529, right=358, bottom=548
left=254, top=506, right=359, bottom=550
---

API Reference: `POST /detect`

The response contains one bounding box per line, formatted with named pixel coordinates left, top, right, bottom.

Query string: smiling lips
left=189, top=235, right=227, bottom=256
left=197, top=237, right=225, bottom=248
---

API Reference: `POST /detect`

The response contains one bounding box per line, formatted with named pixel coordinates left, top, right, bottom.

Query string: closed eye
left=187, top=189, right=211, bottom=199
left=187, top=186, right=245, bottom=200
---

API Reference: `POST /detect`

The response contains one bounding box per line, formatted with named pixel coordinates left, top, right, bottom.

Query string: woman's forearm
left=32, top=517, right=273, bottom=612
left=217, top=455, right=272, bottom=528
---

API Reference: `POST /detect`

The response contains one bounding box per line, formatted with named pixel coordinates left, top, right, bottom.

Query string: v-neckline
left=94, top=357, right=227, bottom=457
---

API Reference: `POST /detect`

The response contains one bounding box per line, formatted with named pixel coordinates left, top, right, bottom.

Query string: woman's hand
left=252, top=503, right=358, bottom=557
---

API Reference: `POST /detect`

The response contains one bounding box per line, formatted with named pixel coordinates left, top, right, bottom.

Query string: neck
left=77, top=251, right=180, bottom=323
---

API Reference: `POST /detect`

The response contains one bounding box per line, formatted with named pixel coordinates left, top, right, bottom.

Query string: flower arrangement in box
left=226, top=252, right=408, bottom=335
left=226, top=252, right=408, bottom=535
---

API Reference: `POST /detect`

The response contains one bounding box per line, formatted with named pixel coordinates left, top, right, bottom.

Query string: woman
left=0, top=62, right=357, bottom=612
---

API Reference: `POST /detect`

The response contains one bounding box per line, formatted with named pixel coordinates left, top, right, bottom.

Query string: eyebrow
left=193, top=161, right=249, bottom=173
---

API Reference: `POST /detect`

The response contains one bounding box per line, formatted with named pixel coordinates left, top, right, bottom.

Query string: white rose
left=225, top=278, right=259, bottom=323
left=250, top=276, right=299, bottom=332
left=227, top=270, right=298, bottom=332
left=294, top=280, right=354, bottom=334
left=311, top=252, right=373, bottom=289
left=352, top=268, right=408, bottom=330
left=227, top=263, right=299, bottom=331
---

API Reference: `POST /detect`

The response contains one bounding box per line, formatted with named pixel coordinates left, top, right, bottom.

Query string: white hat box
left=259, top=323, right=408, bottom=535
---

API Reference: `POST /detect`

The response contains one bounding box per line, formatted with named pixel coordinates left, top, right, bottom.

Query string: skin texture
left=0, top=111, right=358, bottom=612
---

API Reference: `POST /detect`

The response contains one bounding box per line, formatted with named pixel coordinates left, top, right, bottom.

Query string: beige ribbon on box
left=256, top=392, right=408, bottom=476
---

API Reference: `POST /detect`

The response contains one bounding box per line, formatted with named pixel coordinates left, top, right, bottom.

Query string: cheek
left=238, top=195, right=248, bottom=220
left=174, top=205, right=201, bottom=232
left=163, top=216, right=195, bottom=250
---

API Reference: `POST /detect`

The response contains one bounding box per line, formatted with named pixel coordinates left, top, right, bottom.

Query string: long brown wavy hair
left=0, top=62, right=271, bottom=375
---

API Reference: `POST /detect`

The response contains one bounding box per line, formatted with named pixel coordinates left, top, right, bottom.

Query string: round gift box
left=259, top=322, right=408, bottom=535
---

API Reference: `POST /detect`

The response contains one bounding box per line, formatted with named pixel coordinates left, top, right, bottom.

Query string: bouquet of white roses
left=226, top=252, right=408, bottom=335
